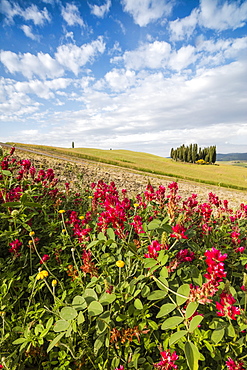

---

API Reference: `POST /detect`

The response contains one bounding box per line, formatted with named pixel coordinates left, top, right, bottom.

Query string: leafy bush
left=0, top=148, right=247, bottom=370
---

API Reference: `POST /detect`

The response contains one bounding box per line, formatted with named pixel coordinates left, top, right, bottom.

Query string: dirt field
left=8, top=145, right=246, bottom=210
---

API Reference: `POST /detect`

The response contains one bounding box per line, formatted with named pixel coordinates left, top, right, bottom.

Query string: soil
left=2, top=144, right=247, bottom=209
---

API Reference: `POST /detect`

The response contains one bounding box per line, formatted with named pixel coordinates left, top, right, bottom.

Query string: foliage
left=170, top=144, right=217, bottom=164
left=0, top=147, right=247, bottom=370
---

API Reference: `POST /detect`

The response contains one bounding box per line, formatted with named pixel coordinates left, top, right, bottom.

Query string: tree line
left=170, top=144, right=217, bottom=164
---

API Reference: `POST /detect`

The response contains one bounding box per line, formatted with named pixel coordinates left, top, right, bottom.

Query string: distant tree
left=72, top=142, right=74, bottom=148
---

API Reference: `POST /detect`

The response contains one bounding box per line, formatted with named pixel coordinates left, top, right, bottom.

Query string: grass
left=6, top=142, right=247, bottom=191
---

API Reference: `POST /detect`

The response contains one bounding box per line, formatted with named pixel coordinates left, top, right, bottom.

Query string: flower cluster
left=153, top=350, right=179, bottom=370
left=144, top=240, right=163, bottom=259
left=226, top=358, right=245, bottom=370
left=9, top=239, right=22, bottom=257
left=216, top=290, right=241, bottom=320
left=189, top=248, right=228, bottom=304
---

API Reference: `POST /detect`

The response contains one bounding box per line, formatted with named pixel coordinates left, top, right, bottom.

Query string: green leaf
left=72, top=295, right=87, bottom=310
left=157, top=251, right=168, bottom=265
left=161, top=316, right=184, bottom=330
left=169, top=330, right=188, bottom=346
left=147, top=219, right=161, bottom=230
left=1, top=201, right=21, bottom=207
left=134, top=298, right=143, bottom=310
left=160, top=266, right=168, bottom=278
left=54, top=320, right=70, bottom=333
left=188, top=315, right=203, bottom=333
left=47, top=332, right=66, bottom=353
left=226, top=324, right=235, bottom=337
left=211, top=327, right=225, bottom=344
left=60, top=307, right=77, bottom=321
left=144, top=258, right=158, bottom=269
left=1, top=169, right=12, bottom=176
left=88, top=301, right=103, bottom=316
left=184, top=341, right=200, bottom=370
left=107, top=228, right=115, bottom=240
left=176, top=284, right=190, bottom=306
left=147, top=290, right=166, bottom=301
left=77, top=311, right=85, bottom=325
left=13, top=337, right=27, bottom=345
left=156, top=303, right=177, bottom=318
left=155, top=276, right=169, bottom=291
left=99, top=293, right=116, bottom=305
left=83, top=288, right=98, bottom=304
left=94, top=334, right=105, bottom=355
left=185, top=302, right=199, bottom=319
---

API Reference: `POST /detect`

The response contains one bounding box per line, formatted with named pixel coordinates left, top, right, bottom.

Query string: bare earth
left=7, top=145, right=246, bottom=210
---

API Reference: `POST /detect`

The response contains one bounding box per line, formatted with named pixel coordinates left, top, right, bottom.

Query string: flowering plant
left=0, top=147, right=246, bottom=370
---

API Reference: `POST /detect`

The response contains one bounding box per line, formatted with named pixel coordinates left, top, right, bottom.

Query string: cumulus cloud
left=121, top=0, right=173, bottom=27
left=169, top=8, right=199, bottom=41
left=199, top=0, right=247, bottom=31
left=1, top=0, right=51, bottom=25
left=61, top=3, right=84, bottom=27
left=90, top=0, right=111, bottom=18
left=1, top=37, right=106, bottom=79
left=169, top=0, right=247, bottom=41
left=103, top=68, right=136, bottom=91
left=55, top=37, right=105, bottom=75
left=0, top=51, right=64, bottom=79
left=20, top=25, right=40, bottom=41
left=112, top=40, right=171, bottom=70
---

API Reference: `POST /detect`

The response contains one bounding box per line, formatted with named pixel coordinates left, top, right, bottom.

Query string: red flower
left=154, top=350, right=179, bottom=370
left=226, top=358, right=245, bottom=370
left=170, top=224, right=188, bottom=239
left=216, top=291, right=241, bottom=320
left=40, top=254, right=50, bottom=264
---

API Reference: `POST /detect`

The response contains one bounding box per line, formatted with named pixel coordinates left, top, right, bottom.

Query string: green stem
left=151, top=275, right=189, bottom=299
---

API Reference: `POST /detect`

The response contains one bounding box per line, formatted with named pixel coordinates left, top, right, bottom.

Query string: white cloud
left=168, top=45, right=196, bottom=71
left=22, top=4, right=51, bottom=25
left=169, top=8, right=199, bottom=41
left=20, top=25, right=40, bottom=41
left=104, top=68, right=136, bottom=91
left=199, top=0, right=247, bottom=31
left=55, top=37, right=105, bottom=75
left=1, top=0, right=21, bottom=24
left=90, top=0, right=111, bottom=18
left=61, top=3, right=84, bottom=27
left=121, top=0, right=173, bottom=27
left=1, top=0, right=51, bottom=25
left=112, top=40, right=171, bottom=70
left=169, top=0, right=247, bottom=41
left=0, top=50, right=64, bottom=79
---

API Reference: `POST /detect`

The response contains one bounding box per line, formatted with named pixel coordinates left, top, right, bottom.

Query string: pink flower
left=216, top=291, right=241, bottom=320
left=115, top=366, right=125, bottom=370
left=40, top=254, right=50, bottom=264
left=154, top=350, right=179, bottom=370
left=226, top=358, right=245, bottom=370
left=130, top=215, right=145, bottom=234
left=144, top=240, right=162, bottom=259
left=170, top=224, right=188, bottom=239
left=9, top=239, right=22, bottom=257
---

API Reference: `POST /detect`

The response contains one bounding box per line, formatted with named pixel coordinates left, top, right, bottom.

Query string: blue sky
left=0, top=0, right=247, bottom=156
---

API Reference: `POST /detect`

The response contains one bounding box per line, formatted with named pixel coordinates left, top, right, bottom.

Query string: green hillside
left=6, top=143, right=247, bottom=191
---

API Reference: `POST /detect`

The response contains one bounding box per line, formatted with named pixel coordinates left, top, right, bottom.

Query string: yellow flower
left=62, top=229, right=66, bottom=233
left=133, top=203, right=139, bottom=208
left=116, top=260, right=125, bottom=268
left=58, top=210, right=65, bottom=214
left=29, top=231, right=35, bottom=236
left=52, top=279, right=57, bottom=286
left=79, top=215, right=84, bottom=220
left=88, top=196, right=93, bottom=199
left=36, top=270, right=49, bottom=280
